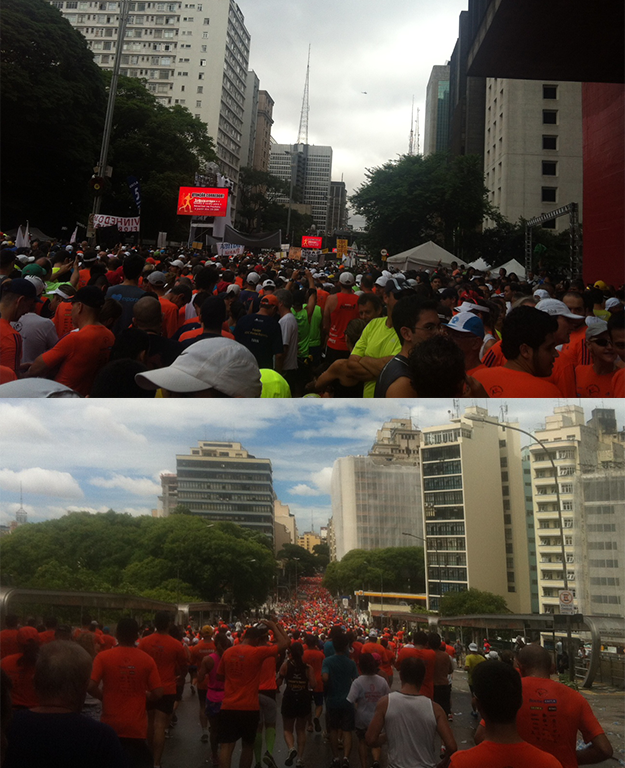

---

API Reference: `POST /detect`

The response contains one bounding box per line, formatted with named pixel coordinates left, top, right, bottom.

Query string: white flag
left=15, top=223, right=29, bottom=249
left=70, top=225, right=79, bottom=244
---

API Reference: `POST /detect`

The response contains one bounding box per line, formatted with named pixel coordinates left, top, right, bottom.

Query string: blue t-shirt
left=322, top=653, right=358, bottom=709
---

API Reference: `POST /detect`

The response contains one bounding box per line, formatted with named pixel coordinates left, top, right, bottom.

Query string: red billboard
left=177, top=187, right=229, bottom=217
left=302, top=236, right=323, bottom=249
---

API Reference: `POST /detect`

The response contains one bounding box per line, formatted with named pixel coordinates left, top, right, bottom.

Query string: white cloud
left=288, top=484, right=322, bottom=497
left=89, top=474, right=161, bottom=496
left=82, top=405, right=149, bottom=445
left=0, top=468, right=83, bottom=498
left=0, top=403, right=52, bottom=441
left=288, top=466, right=333, bottom=497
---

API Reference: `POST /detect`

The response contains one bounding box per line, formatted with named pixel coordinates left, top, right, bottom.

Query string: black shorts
left=433, top=684, right=451, bottom=715
left=326, top=704, right=355, bottom=732
left=147, top=693, right=176, bottom=715
left=217, top=708, right=259, bottom=745
left=313, top=691, right=324, bottom=707
left=175, top=683, right=184, bottom=702
left=198, top=688, right=207, bottom=706
left=281, top=692, right=312, bottom=720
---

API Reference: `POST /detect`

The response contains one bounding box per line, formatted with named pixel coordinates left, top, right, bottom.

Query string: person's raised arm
left=265, top=619, right=289, bottom=652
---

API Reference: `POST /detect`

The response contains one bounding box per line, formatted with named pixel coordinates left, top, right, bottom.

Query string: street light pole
left=465, top=414, right=575, bottom=682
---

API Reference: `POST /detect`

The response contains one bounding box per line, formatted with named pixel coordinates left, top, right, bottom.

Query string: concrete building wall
left=484, top=78, right=583, bottom=230
left=240, top=70, right=259, bottom=171
left=253, top=90, right=274, bottom=172
left=274, top=498, right=296, bottom=555
left=424, top=65, right=451, bottom=156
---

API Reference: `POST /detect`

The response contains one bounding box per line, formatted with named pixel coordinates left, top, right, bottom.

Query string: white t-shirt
left=346, top=673, right=390, bottom=730
left=279, top=312, right=299, bottom=371
left=11, top=312, right=58, bottom=364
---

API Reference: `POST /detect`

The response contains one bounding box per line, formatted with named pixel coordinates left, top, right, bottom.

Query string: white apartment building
left=420, top=407, right=531, bottom=614
left=330, top=419, right=423, bottom=561
left=483, top=78, right=583, bottom=231
left=49, top=0, right=250, bottom=188
left=269, top=143, right=333, bottom=233
left=530, top=406, right=624, bottom=617
left=274, top=498, right=296, bottom=556
left=239, top=70, right=259, bottom=170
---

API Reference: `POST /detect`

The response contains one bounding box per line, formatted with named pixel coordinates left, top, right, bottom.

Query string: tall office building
left=268, top=143, right=333, bottom=233
left=522, top=447, right=540, bottom=614
left=168, top=440, right=274, bottom=541
left=423, top=65, right=451, bottom=156
left=49, top=0, right=250, bottom=190
left=239, top=70, right=260, bottom=170
left=530, top=406, right=624, bottom=616
left=483, top=78, right=583, bottom=230
left=274, top=498, right=296, bottom=555
left=252, top=91, right=274, bottom=172
left=330, top=419, right=423, bottom=561
left=328, top=181, right=348, bottom=233
left=420, top=406, right=530, bottom=614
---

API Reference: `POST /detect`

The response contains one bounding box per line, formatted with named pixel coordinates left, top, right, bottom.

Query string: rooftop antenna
left=408, top=97, right=415, bottom=155
left=16, top=482, right=27, bottom=526
left=297, top=45, right=311, bottom=145
left=500, top=404, right=509, bottom=424
left=416, top=107, right=420, bottom=155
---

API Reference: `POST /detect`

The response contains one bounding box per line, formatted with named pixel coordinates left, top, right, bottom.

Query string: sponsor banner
left=302, top=235, right=322, bottom=249
left=336, top=238, right=349, bottom=256
left=217, top=243, right=245, bottom=257
left=177, top=186, right=229, bottom=217
left=288, top=247, right=302, bottom=260
left=93, top=214, right=140, bottom=232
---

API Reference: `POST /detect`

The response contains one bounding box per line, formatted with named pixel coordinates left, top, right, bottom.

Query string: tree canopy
left=0, top=511, right=275, bottom=610
left=277, top=543, right=326, bottom=578
left=439, top=587, right=510, bottom=616
left=322, top=547, right=425, bottom=596
left=1, top=0, right=106, bottom=233
left=350, top=153, right=493, bottom=257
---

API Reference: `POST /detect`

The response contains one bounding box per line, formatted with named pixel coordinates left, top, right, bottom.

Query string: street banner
left=302, top=236, right=322, bottom=249
left=127, top=176, right=142, bottom=212
left=289, top=247, right=302, bottom=260
left=217, top=242, right=244, bottom=257
left=93, top=214, right=140, bottom=232
left=336, top=238, right=348, bottom=256
left=177, top=186, right=229, bottom=217
left=157, top=232, right=167, bottom=248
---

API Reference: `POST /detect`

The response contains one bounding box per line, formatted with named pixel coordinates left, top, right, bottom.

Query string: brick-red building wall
left=582, top=83, right=625, bottom=287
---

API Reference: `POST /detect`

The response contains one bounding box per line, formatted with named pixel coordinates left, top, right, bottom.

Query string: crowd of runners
left=0, top=576, right=615, bottom=768
left=0, top=240, right=623, bottom=397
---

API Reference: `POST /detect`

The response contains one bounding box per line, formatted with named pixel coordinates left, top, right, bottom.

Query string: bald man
left=132, top=296, right=182, bottom=369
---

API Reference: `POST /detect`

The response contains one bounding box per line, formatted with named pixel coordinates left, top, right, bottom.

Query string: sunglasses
left=590, top=338, right=613, bottom=347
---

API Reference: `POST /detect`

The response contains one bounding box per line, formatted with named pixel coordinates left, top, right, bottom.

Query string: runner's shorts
left=281, top=691, right=312, bottom=720
left=205, top=699, right=222, bottom=718
left=312, top=691, right=324, bottom=707
left=217, top=708, right=259, bottom=745
left=147, top=693, right=176, bottom=715
left=259, top=691, right=278, bottom=724
left=326, top=703, right=355, bottom=732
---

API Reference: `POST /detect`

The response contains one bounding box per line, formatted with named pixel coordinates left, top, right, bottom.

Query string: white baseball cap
left=375, top=275, right=388, bottom=287
left=533, top=289, right=550, bottom=300
left=536, top=298, right=583, bottom=321
left=447, top=312, right=485, bottom=339
left=454, top=300, right=490, bottom=314
left=170, top=259, right=185, bottom=268
left=339, top=272, right=354, bottom=285
left=586, top=319, right=609, bottom=340
left=247, top=272, right=260, bottom=284
left=147, top=271, right=167, bottom=285
left=262, top=279, right=276, bottom=288
left=135, top=337, right=262, bottom=397
left=606, top=297, right=621, bottom=310
left=226, top=284, right=241, bottom=295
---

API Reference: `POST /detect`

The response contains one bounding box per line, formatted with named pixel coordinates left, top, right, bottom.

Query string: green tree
left=99, top=72, right=218, bottom=240
left=277, top=544, right=319, bottom=578
left=236, top=167, right=290, bottom=233
left=439, top=587, right=510, bottom=616
left=0, top=0, right=106, bottom=234
left=312, top=542, right=330, bottom=569
left=322, top=547, right=424, bottom=596
left=171, top=504, right=193, bottom=516
left=350, top=153, right=493, bottom=257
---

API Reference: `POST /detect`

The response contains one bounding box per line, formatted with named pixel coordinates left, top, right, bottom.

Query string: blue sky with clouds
left=0, top=399, right=615, bottom=531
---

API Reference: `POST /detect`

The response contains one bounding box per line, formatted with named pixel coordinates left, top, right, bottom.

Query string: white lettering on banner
left=93, top=214, right=140, bottom=232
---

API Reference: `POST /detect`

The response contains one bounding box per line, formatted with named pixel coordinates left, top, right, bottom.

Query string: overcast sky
left=0, top=398, right=614, bottom=532
left=242, top=0, right=469, bottom=227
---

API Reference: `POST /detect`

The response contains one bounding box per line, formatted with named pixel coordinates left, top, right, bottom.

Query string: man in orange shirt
left=190, top=624, right=216, bottom=742
left=323, top=273, right=359, bottom=364
left=0, top=278, right=38, bottom=375
left=360, top=630, right=382, bottom=657
left=138, top=611, right=188, bottom=768
left=26, top=286, right=115, bottom=396
left=575, top=320, right=618, bottom=397
left=0, top=614, right=20, bottom=659
left=535, top=298, right=586, bottom=396
left=37, top=616, right=58, bottom=645
left=47, top=284, right=77, bottom=339
left=472, top=306, right=562, bottom=396
left=559, top=291, right=591, bottom=366
left=515, top=645, right=612, bottom=768
left=303, top=633, right=325, bottom=732
left=449, top=661, right=563, bottom=768
left=89, top=617, right=163, bottom=768
left=395, top=631, right=436, bottom=699
left=146, top=272, right=189, bottom=338
left=217, top=619, right=289, bottom=768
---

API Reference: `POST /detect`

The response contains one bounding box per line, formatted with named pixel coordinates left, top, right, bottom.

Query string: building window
left=197, top=86, right=203, bottom=93
left=542, top=161, right=557, bottom=176
left=198, top=72, right=204, bottom=80
left=542, top=187, right=557, bottom=202
left=543, top=110, right=558, bottom=124
left=542, top=219, right=556, bottom=229
left=543, top=135, right=558, bottom=150
left=204, top=16, right=210, bottom=23
left=196, top=100, right=201, bottom=107
left=543, top=84, right=558, bottom=99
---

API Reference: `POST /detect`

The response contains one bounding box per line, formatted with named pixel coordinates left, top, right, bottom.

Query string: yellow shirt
left=352, top=317, right=401, bottom=398
left=465, top=653, right=486, bottom=685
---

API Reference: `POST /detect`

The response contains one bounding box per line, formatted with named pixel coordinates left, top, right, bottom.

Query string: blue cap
left=447, top=311, right=485, bottom=339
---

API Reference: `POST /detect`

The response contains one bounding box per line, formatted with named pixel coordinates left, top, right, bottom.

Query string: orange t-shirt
left=0, top=365, right=17, bottom=383
left=413, top=647, right=436, bottom=699
left=190, top=639, right=216, bottom=690
left=91, top=645, right=162, bottom=739
left=546, top=353, right=576, bottom=396
left=179, top=327, right=235, bottom=342
left=138, top=632, right=189, bottom=695
left=472, top=366, right=563, bottom=397
left=396, top=645, right=418, bottom=670
left=159, top=297, right=180, bottom=338
left=1, top=654, right=38, bottom=707
left=99, top=634, right=116, bottom=651
left=316, top=289, right=329, bottom=312
left=219, top=643, right=279, bottom=710
left=379, top=647, right=395, bottom=677
left=52, top=302, right=75, bottom=339
left=612, top=367, right=624, bottom=397
left=559, top=325, right=591, bottom=366
left=40, top=324, right=115, bottom=397
left=259, top=653, right=278, bottom=691
left=517, top=677, right=605, bottom=768
left=481, top=338, right=506, bottom=367
left=449, top=740, right=563, bottom=768
left=467, top=363, right=486, bottom=377
left=78, top=268, right=91, bottom=289
left=38, top=629, right=57, bottom=645
left=0, top=628, right=20, bottom=659
left=0, top=318, right=23, bottom=374
left=302, top=648, right=325, bottom=692
left=360, top=641, right=381, bottom=657
left=574, top=364, right=615, bottom=397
